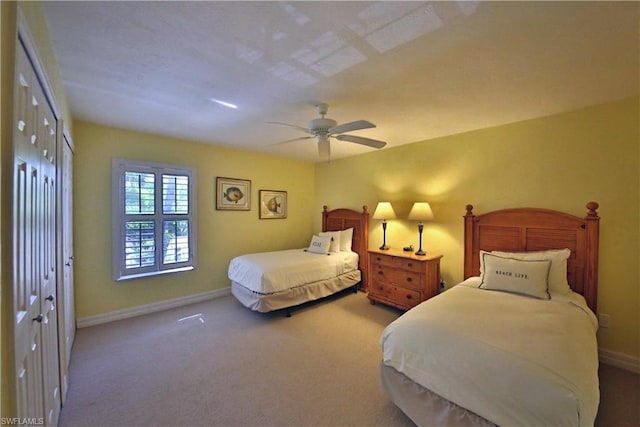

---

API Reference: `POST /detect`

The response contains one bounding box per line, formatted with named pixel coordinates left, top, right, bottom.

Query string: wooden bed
left=380, top=202, right=601, bottom=427
left=229, top=205, right=369, bottom=314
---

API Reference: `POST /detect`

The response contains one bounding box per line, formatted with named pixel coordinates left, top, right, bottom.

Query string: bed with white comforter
left=379, top=203, right=601, bottom=426
left=229, top=206, right=370, bottom=314
left=229, top=249, right=360, bottom=313
left=229, top=249, right=359, bottom=295
left=381, top=277, right=599, bottom=427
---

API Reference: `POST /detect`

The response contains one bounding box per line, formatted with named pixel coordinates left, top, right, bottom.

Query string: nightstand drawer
left=369, top=281, right=421, bottom=307
left=370, top=253, right=424, bottom=273
left=371, top=264, right=423, bottom=291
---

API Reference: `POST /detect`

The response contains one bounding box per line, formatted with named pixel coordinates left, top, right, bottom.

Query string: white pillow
left=480, top=253, right=551, bottom=300
left=319, top=231, right=341, bottom=252
left=340, top=228, right=354, bottom=251
left=487, top=248, right=571, bottom=294
left=307, top=235, right=332, bottom=254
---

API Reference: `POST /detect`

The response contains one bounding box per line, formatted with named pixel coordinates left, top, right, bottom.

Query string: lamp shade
left=408, top=202, right=434, bottom=222
left=372, top=202, right=397, bottom=220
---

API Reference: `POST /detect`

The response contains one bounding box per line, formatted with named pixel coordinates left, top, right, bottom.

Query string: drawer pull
left=407, top=263, right=413, bottom=267
left=406, top=294, right=413, bottom=300
left=378, top=270, right=384, bottom=276
left=406, top=277, right=412, bottom=282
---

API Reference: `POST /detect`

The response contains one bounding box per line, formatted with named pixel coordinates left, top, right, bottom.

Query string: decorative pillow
left=489, top=248, right=571, bottom=294
left=319, top=231, right=341, bottom=252
left=340, top=228, right=354, bottom=251
left=479, top=253, right=552, bottom=300
left=307, top=235, right=332, bottom=254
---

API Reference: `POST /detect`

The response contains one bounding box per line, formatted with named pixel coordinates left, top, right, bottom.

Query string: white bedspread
left=228, top=249, right=359, bottom=294
left=381, top=277, right=599, bottom=427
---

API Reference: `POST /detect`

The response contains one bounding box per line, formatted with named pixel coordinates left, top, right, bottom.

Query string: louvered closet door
left=13, top=38, right=61, bottom=425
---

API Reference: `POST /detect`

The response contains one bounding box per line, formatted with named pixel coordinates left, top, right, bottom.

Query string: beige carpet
left=59, top=290, right=639, bottom=427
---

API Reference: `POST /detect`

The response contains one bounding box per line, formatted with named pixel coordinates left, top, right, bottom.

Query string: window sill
left=115, top=266, right=195, bottom=282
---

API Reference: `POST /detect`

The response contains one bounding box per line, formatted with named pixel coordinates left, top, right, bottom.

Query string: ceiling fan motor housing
left=308, top=118, right=338, bottom=134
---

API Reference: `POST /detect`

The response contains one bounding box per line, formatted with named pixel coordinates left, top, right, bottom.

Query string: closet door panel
left=12, top=36, right=61, bottom=424
left=13, top=38, right=46, bottom=421
left=57, top=129, right=75, bottom=405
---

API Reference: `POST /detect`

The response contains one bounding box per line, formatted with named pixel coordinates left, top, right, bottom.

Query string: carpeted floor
left=59, top=290, right=639, bottom=427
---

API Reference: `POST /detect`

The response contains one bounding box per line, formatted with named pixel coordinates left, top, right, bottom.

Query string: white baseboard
left=76, top=287, right=231, bottom=328
left=599, top=348, right=640, bottom=374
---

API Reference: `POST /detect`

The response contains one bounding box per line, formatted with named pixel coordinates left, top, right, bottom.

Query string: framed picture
left=259, top=190, right=287, bottom=219
left=216, top=177, right=251, bottom=210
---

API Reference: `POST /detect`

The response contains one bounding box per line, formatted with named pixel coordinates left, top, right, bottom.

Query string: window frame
left=112, top=158, right=197, bottom=281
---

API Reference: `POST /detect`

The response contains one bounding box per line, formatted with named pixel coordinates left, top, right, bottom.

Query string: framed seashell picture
left=216, top=177, right=251, bottom=210
left=259, top=190, right=287, bottom=219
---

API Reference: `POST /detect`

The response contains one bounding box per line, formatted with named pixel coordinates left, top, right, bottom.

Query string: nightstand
left=367, top=248, right=443, bottom=311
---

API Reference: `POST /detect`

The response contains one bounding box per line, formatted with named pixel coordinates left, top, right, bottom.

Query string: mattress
left=228, top=248, right=359, bottom=294
left=380, top=277, right=599, bottom=427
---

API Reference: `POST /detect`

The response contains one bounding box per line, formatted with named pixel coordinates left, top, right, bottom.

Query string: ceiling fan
left=269, top=103, right=387, bottom=159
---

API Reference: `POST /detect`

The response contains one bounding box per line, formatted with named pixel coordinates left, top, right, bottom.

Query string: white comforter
left=228, top=249, right=359, bottom=294
left=381, top=277, right=599, bottom=427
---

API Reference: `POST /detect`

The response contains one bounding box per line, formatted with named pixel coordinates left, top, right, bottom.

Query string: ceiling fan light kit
left=270, top=103, right=388, bottom=159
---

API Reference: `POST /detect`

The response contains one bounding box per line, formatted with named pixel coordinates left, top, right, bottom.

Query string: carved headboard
left=463, top=202, right=600, bottom=312
left=322, top=205, right=370, bottom=291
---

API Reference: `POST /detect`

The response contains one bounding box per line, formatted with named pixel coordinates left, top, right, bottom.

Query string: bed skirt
left=379, top=362, right=494, bottom=427
left=231, top=269, right=361, bottom=313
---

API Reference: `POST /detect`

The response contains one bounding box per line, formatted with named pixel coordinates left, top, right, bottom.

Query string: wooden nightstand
left=367, top=248, right=443, bottom=311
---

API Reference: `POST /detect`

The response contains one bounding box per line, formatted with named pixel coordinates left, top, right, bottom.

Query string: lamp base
left=414, top=249, right=426, bottom=256
left=379, top=244, right=390, bottom=250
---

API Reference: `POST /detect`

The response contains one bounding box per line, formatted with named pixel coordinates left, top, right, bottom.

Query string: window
left=112, top=159, right=196, bottom=281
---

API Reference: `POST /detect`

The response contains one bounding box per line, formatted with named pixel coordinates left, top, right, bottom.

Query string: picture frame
left=259, top=190, right=287, bottom=219
left=216, top=177, right=251, bottom=210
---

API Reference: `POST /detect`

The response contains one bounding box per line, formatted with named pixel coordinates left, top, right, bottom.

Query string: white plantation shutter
left=112, top=159, right=197, bottom=280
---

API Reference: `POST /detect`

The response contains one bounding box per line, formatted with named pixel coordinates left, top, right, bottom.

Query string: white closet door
left=12, top=37, right=61, bottom=424
left=57, top=127, right=75, bottom=405
left=13, top=36, right=46, bottom=421
left=33, top=65, right=61, bottom=426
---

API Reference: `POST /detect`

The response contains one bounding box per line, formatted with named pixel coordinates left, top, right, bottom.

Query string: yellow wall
left=73, top=121, right=315, bottom=319
left=315, top=97, right=640, bottom=359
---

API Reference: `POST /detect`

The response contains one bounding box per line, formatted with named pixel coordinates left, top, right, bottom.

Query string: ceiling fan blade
left=318, top=139, right=330, bottom=160
left=272, top=136, right=314, bottom=146
left=329, top=120, right=375, bottom=135
left=335, top=134, right=387, bottom=149
left=267, top=121, right=313, bottom=134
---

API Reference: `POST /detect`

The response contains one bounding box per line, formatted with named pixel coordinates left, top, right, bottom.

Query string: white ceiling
left=43, top=1, right=639, bottom=163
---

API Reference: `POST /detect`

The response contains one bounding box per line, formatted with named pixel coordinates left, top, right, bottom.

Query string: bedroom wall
left=73, top=121, right=316, bottom=319
left=314, top=96, right=640, bottom=361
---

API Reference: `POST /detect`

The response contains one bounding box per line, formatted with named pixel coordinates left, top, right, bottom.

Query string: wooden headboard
left=322, top=205, right=370, bottom=291
left=464, top=202, right=600, bottom=312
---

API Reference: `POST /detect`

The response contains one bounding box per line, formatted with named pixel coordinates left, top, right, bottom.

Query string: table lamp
left=408, top=202, right=434, bottom=256
left=372, top=202, right=396, bottom=250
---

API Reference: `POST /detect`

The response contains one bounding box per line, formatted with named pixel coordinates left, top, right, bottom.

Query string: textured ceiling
left=43, top=1, right=639, bottom=162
